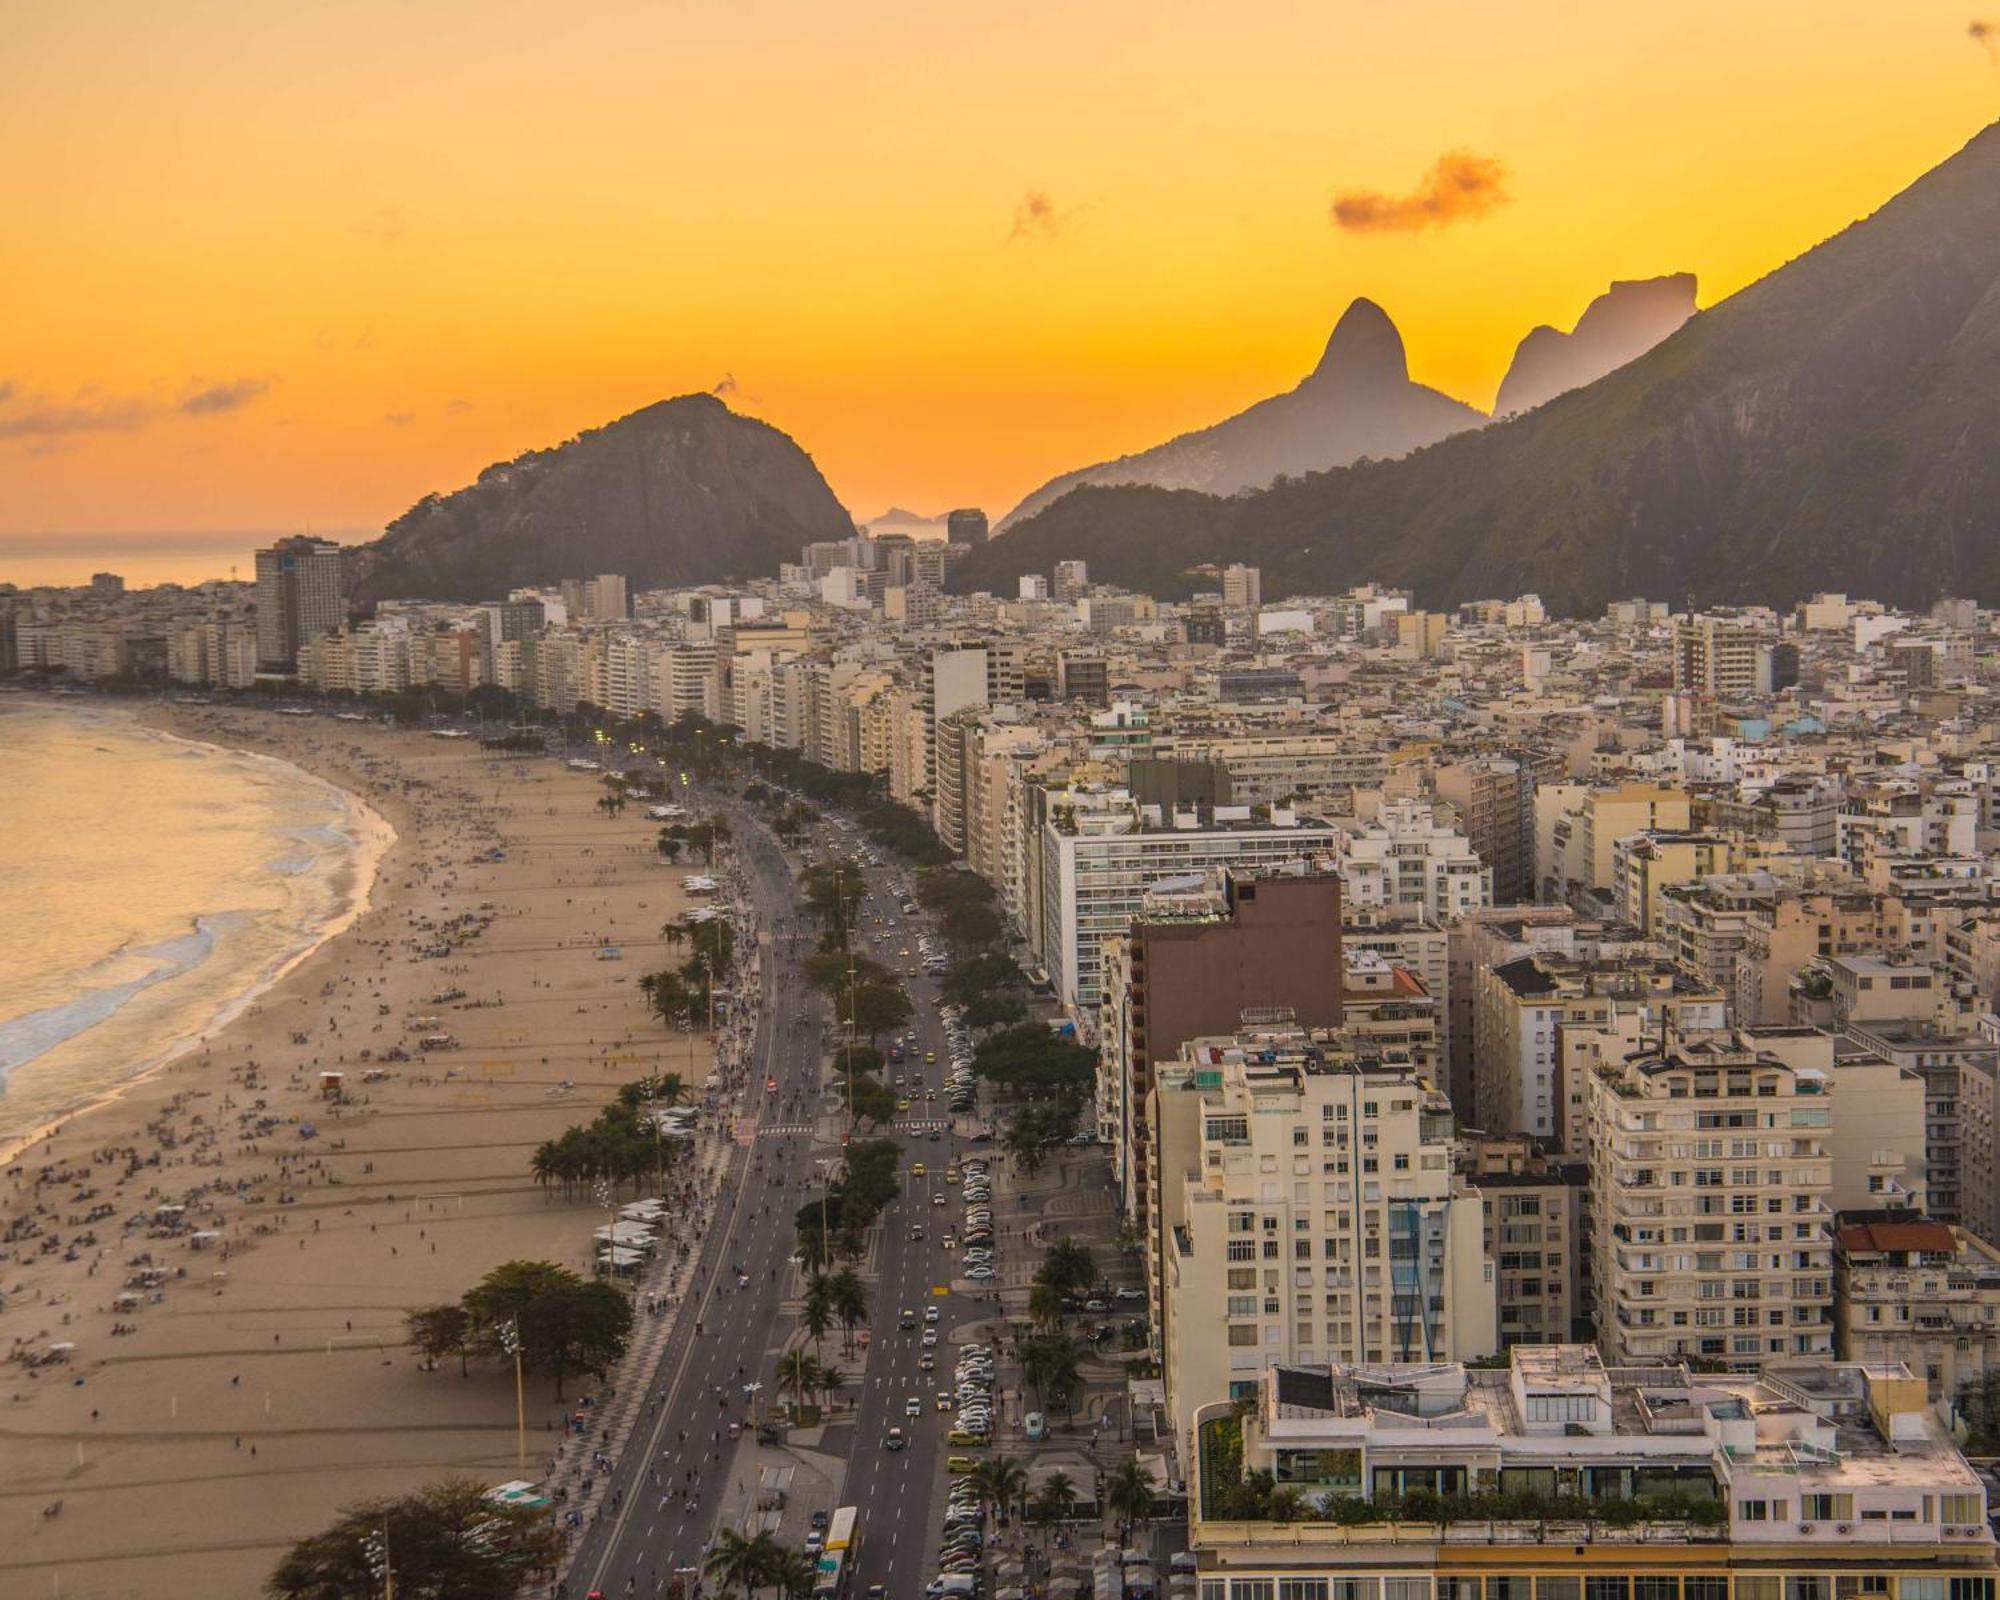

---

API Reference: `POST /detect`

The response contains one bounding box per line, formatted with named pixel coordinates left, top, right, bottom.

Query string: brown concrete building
left=1098, top=868, right=1344, bottom=1232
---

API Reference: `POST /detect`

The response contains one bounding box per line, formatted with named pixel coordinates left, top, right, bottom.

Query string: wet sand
left=0, top=708, right=712, bottom=1599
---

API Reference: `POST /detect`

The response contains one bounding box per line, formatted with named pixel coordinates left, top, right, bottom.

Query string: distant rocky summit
left=1494, top=274, right=1698, bottom=417
left=995, top=298, right=1486, bottom=530
left=958, top=120, right=2000, bottom=613
left=353, top=394, right=854, bottom=602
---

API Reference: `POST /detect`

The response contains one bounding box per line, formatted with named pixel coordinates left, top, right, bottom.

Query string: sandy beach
left=0, top=706, right=713, bottom=1599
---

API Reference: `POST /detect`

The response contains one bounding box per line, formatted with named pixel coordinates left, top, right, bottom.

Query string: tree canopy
left=267, top=1477, right=563, bottom=1600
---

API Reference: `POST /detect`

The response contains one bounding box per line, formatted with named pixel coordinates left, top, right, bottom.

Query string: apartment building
left=1336, top=798, right=1493, bottom=923
left=1472, top=950, right=1726, bottom=1141
left=1536, top=783, right=1694, bottom=903
left=1835, top=1215, right=2000, bottom=1400
left=1463, top=1136, right=1587, bottom=1348
left=1096, top=869, right=1346, bottom=1232
left=1193, top=1348, right=1995, bottom=1600
left=1433, top=755, right=1534, bottom=902
left=1152, top=1027, right=1494, bottom=1433
left=1674, top=614, right=1775, bottom=698
left=1039, top=796, right=1340, bottom=1009
left=1585, top=1037, right=1835, bottom=1368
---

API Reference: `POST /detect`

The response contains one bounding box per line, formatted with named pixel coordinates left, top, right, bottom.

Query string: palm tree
left=704, top=1527, right=783, bottom=1598
left=801, top=1273, right=835, bottom=1358
left=775, top=1347, right=817, bottom=1415
left=1038, top=1237, right=1097, bottom=1295
left=1104, top=1455, right=1158, bottom=1537
left=826, top=1268, right=868, bottom=1354
left=765, top=1549, right=815, bottom=1599
left=1027, top=1280, right=1066, bottom=1332
left=1029, top=1469, right=1076, bottom=1528
left=815, top=1360, right=849, bottom=1414
left=651, top=1071, right=687, bottom=1108
left=972, top=1454, right=1031, bottom=1525
left=529, top=1142, right=556, bottom=1198
left=1021, top=1333, right=1081, bottom=1410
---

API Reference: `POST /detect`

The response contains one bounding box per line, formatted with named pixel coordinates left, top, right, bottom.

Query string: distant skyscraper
left=1053, top=560, right=1089, bottom=602
left=253, top=537, right=348, bottom=670
left=1221, top=563, right=1261, bottom=610
left=90, top=572, right=125, bottom=598
left=947, top=508, right=989, bottom=547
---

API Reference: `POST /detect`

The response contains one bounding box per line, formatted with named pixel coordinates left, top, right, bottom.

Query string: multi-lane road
left=566, top=794, right=994, bottom=1599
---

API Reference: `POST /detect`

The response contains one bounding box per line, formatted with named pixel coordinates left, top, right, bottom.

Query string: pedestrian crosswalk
left=756, top=1123, right=816, bottom=1138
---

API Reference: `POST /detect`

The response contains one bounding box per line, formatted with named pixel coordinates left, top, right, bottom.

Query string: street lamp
left=363, top=1522, right=394, bottom=1600
left=496, top=1318, right=526, bottom=1474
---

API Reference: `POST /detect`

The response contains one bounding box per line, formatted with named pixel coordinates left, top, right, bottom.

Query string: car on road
left=897, top=1098, right=910, bottom=1111
left=905, top=1396, right=923, bottom=1417
left=947, top=1429, right=987, bottom=1446
left=937, top=1391, right=953, bottom=1410
left=966, top=1266, right=996, bottom=1280
left=1116, top=1286, right=1145, bottom=1301
left=1025, top=1410, right=1046, bottom=1441
left=900, top=1309, right=917, bottom=1329
left=922, top=1328, right=938, bottom=1346
left=946, top=1455, right=976, bottom=1474
left=932, top=1192, right=947, bottom=1206
left=919, top=1353, right=936, bottom=1370
left=911, top=1162, right=926, bottom=1176
left=765, top=1076, right=778, bottom=1092
left=1084, top=1298, right=1110, bottom=1313
left=925, top=1305, right=940, bottom=1322
left=885, top=1428, right=907, bottom=1451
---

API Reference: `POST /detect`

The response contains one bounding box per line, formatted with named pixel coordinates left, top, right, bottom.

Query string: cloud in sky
left=1010, top=189, right=1066, bottom=240
left=1331, top=150, right=1510, bottom=233
left=0, top=375, right=273, bottom=439
left=445, top=397, right=474, bottom=415
left=711, top=373, right=739, bottom=398
left=181, top=377, right=271, bottom=415
left=1973, top=20, right=2000, bottom=65
left=384, top=411, right=416, bottom=426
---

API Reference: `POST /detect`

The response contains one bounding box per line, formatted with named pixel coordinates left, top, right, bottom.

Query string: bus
left=810, top=1506, right=859, bottom=1599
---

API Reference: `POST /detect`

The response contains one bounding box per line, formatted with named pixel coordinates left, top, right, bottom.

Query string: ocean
left=0, top=702, right=389, bottom=1151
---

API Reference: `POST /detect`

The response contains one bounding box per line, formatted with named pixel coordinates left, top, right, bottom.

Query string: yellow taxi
left=912, top=1162, right=927, bottom=1176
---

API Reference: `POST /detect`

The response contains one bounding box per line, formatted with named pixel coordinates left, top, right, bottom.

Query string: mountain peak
left=1310, top=297, right=1410, bottom=386
left=1495, top=272, right=1697, bottom=416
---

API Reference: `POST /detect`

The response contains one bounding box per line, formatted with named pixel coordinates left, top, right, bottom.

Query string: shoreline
left=0, top=701, right=399, bottom=1169
left=0, top=703, right=710, bottom=1599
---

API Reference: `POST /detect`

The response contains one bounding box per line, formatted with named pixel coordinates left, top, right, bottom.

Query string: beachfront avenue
left=565, top=786, right=981, bottom=1599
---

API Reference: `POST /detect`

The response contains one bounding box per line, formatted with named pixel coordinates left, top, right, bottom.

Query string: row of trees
left=793, top=1137, right=905, bottom=1268
left=407, top=1260, right=633, bottom=1400
left=968, top=1022, right=1096, bottom=1172
left=528, top=1075, right=687, bottom=1197
left=914, top=866, right=1006, bottom=956
left=640, top=913, right=737, bottom=1029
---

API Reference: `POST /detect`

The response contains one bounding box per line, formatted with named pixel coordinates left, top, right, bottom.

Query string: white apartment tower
left=1586, top=1036, right=1835, bottom=1369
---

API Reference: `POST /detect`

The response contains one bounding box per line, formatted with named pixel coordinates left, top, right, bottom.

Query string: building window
left=1633, top=1582, right=1676, bottom=1600
left=1737, top=1499, right=1769, bottom=1521
left=1280, top=1583, right=1330, bottom=1600
left=1586, top=1580, right=1630, bottom=1600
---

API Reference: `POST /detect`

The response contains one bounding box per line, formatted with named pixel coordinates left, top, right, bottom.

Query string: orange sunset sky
left=3, top=0, right=1998, bottom=583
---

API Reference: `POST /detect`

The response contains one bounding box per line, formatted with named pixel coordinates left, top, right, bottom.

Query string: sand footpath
left=0, top=707, right=712, bottom=1600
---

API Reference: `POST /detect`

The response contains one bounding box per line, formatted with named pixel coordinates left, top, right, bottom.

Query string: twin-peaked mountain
left=959, top=119, right=2000, bottom=613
